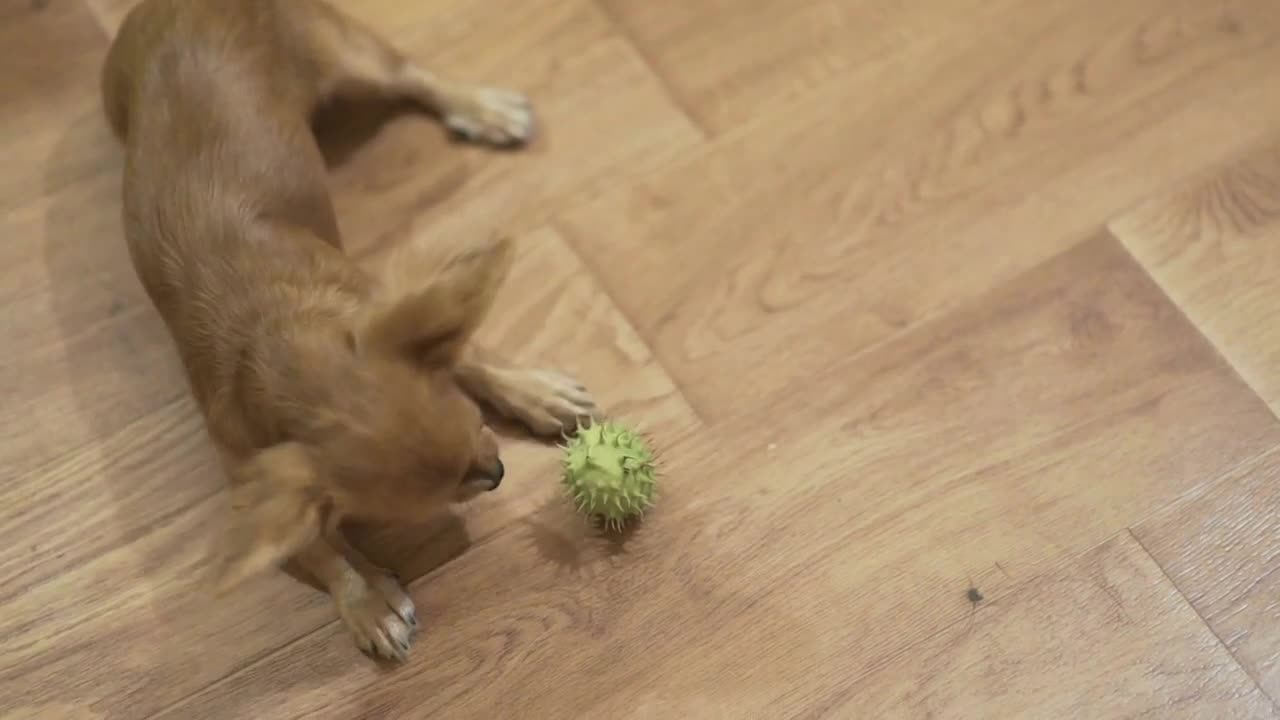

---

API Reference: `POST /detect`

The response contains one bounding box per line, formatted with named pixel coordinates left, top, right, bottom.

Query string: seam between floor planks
left=588, top=0, right=713, bottom=141
left=1127, top=526, right=1280, bottom=711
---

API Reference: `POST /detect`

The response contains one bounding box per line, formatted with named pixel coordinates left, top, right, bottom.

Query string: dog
left=101, top=0, right=597, bottom=660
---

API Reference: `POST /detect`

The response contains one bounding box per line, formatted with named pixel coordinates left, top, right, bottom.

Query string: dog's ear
left=213, top=443, right=327, bottom=594
left=358, top=233, right=513, bottom=366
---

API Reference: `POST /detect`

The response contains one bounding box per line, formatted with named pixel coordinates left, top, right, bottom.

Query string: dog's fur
left=102, top=0, right=597, bottom=660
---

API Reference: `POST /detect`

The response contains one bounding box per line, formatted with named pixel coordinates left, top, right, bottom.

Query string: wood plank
left=0, top=173, right=187, bottom=482
left=1111, top=139, right=1280, bottom=415
left=15, top=2, right=1280, bottom=717
left=601, top=0, right=1280, bottom=134
left=0, top=488, right=326, bottom=720
left=1134, top=447, right=1280, bottom=701
left=0, top=168, right=199, bottom=596
left=599, top=0, right=1001, bottom=134
left=0, top=224, right=696, bottom=719
left=1, top=0, right=698, bottom=712
left=1, top=0, right=118, bottom=211
left=4, top=0, right=696, bottom=474
left=148, top=234, right=1280, bottom=718
left=561, top=0, right=1280, bottom=421
left=0, top=399, right=212, bottom=603
left=84, top=0, right=703, bottom=256
left=318, top=0, right=704, bottom=258
left=801, top=534, right=1275, bottom=719
left=356, top=227, right=700, bottom=576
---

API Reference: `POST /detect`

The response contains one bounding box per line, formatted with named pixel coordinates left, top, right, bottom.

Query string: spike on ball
left=561, top=419, right=659, bottom=530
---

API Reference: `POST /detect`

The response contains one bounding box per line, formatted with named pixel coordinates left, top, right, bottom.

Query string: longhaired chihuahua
left=102, top=0, right=597, bottom=660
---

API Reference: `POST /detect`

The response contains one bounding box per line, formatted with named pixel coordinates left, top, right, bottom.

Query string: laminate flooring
left=4, top=0, right=1280, bottom=717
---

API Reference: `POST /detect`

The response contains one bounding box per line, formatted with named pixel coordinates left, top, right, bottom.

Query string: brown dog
left=102, top=0, right=597, bottom=660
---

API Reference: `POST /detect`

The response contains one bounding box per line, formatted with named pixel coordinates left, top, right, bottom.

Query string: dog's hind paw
left=443, top=87, right=536, bottom=147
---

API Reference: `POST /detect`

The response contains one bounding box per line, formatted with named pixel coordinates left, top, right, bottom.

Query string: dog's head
left=214, top=235, right=514, bottom=591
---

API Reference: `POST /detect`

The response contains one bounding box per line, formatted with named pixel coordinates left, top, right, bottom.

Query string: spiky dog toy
left=561, top=420, right=658, bottom=530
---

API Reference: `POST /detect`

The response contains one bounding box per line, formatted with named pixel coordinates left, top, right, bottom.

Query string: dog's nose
left=489, top=459, right=504, bottom=489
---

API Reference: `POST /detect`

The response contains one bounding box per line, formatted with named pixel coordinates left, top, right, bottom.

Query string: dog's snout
left=489, top=459, right=504, bottom=489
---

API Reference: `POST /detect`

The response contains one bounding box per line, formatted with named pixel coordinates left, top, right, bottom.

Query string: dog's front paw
left=443, top=87, right=535, bottom=147
left=496, top=369, right=598, bottom=437
left=336, top=572, right=418, bottom=661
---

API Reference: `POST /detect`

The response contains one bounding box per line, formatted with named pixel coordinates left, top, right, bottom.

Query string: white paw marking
left=444, top=87, right=536, bottom=147
left=337, top=574, right=417, bottom=661
left=507, top=369, right=598, bottom=437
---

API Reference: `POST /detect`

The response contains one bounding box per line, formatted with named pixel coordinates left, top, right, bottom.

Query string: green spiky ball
left=561, top=420, right=658, bottom=530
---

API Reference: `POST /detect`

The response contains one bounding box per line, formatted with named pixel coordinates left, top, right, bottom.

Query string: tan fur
left=102, top=0, right=597, bottom=660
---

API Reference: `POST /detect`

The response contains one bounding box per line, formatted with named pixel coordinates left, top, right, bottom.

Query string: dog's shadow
left=508, top=478, right=645, bottom=579
left=39, top=93, right=476, bottom=712
left=313, top=97, right=413, bottom=169
left=283, top=512, right=474, bottom=595
left=312, top=96, right=472, bottom=258
left=345, top=498, right=826, bottom=718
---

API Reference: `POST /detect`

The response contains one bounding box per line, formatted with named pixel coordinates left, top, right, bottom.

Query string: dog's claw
left=337, top=573, right=418, bottom=662
left=395, top=604, right=417, bottom=628
left=498, top=369, right=599, bottom=438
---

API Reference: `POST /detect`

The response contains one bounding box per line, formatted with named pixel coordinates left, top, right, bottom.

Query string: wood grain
left=318, top=0, right=703, bottom=260
left=147, top=234, right=1280, bottom=719
left=1111, top=139, right=1280, bottom=415
left=355, top=226, right=700, bottom=576
left=601, top=0, right=1280, bottom=135
left=562, top=0, right=1280, bottom=421
left=0, top=399, right=211, bottom=601
left=0, top=222, right=696, bottom=719
left=810, top=534, right=1276, bottom=719
left=0, top=0, right=700, bottom=713
left=1, top=0, right=118, bottom=211
left=0, top=173, right=184, bottom=482
left=599, top=0, right=1008, bottom=134
left=7, top=0, right=1280, bottom=716
left=82, top=0, right=703, bottom=257
left=1113, top=133, right=1280, bottom=702
left=1134, top=448, right=1280, bottom=701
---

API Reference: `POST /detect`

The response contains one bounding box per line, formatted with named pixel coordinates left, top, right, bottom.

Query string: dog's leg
left=294, top=533, right=417, bottom=661
left=454, top=346, right=598, bottom=437
left=302, top=1, right=535, bottom=146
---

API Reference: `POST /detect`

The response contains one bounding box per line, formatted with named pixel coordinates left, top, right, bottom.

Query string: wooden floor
left=5, top=0, right=1280, bottom=717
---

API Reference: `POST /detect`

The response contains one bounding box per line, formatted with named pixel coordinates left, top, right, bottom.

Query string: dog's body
left=102, top=0, right=596, bottom=659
